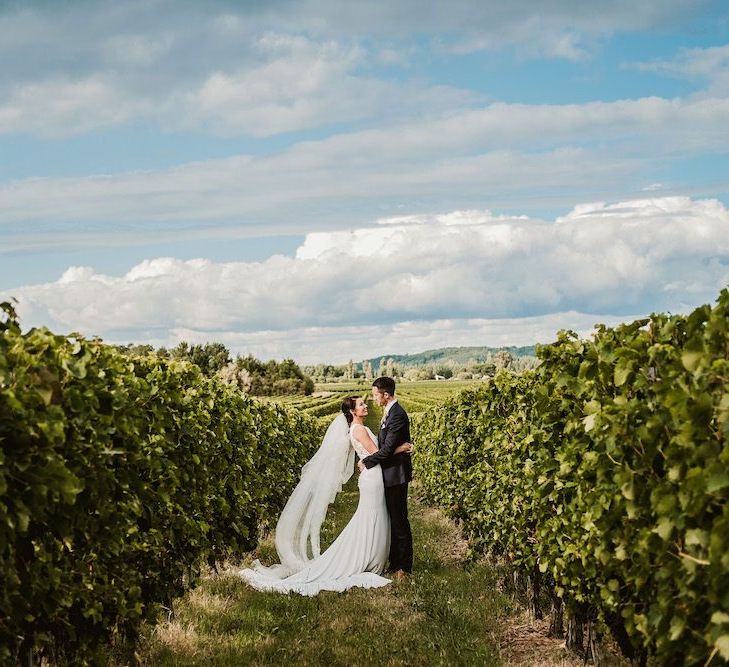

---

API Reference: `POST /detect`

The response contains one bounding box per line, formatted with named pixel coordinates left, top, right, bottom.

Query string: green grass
left=96, top=390, right=511, bottom=665
left=120, top=477, right=514, bottom=666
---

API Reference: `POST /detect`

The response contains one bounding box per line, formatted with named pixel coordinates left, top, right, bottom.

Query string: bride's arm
left=350, top=424, right=378, bottom=454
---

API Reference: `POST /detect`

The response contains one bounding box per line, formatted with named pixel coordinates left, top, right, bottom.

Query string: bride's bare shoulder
left=349, top=423, right=370, bottom=442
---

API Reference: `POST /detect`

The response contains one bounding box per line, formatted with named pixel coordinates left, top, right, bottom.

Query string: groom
left=358, top=376, right=413, bottom=578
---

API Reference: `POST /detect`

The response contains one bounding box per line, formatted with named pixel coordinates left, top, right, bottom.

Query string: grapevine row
left=0, top=304, right=320, bottom=664
left=413, top=288, right=729, bottom=664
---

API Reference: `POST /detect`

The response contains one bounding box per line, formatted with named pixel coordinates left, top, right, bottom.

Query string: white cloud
left=0, top=75, right=147, bottom=137
left=629, top=43, right=729, bottom=96
left=169, top=311, right=645, bottom=365
left=179, top=35, right=477, bottom=137
left=3, top=196, right=728, bottom=362
left=0, top=20, right=476, bottom=138
left=102, top=31, right=175, bottom=67
left=0, top=0, right=713, bottom=138
left=282, top=0, right=704, bottom=60
left=445, top=23, right=589, bottom=61
left=2, top=94, right=729, bottom=241
left=1, top=1, right=724, bottom=363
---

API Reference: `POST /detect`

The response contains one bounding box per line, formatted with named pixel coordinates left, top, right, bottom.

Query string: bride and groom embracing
left=239, top=376, right=414, bottom=595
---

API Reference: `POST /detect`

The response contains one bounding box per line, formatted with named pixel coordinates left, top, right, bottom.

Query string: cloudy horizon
left=1, top=0, right=728, bottom=363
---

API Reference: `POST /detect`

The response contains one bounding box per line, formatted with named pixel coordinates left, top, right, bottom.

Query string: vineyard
left=414, top=288, right=729, bottom=665
left=2, top=286, right=728, bottom=665
left=0, top=302, right=321, bottom=665
left=0, top=311, right=476, bottom=664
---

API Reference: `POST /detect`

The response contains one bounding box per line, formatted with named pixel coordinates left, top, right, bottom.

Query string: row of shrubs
left=412, top=288, right=729, bottom=665
left=0, top=302, right=321, bottom=664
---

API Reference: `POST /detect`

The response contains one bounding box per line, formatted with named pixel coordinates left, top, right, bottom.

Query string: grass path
left=130, top=475, right=516, bottom=666
left=119, top=399, right=592, bottom=666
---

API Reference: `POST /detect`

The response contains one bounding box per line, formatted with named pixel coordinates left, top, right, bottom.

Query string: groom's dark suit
left=361, top=400, right=413, bottom=573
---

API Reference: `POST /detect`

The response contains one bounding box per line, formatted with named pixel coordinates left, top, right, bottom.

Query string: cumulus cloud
left=3, top=196, right=728, bottom=361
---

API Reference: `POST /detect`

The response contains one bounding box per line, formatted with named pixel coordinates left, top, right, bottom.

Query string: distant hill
left=363, top=345, right=537, bottom=368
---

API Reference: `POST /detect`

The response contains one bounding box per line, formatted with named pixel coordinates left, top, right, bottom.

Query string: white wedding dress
left=238, top=421, right=392, bottom=596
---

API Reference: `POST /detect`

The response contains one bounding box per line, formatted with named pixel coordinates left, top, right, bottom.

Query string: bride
left=238, top=396, right=413, bottom=596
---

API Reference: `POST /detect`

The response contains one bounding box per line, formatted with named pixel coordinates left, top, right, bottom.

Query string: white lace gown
left=238, top=425, right=391, bottom=595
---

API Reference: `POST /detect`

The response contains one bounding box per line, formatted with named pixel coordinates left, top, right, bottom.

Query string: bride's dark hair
left=341, top=396, right=359, bottom=426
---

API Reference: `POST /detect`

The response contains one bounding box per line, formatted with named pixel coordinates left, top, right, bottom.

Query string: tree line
left=302, top=349, right=538, bottom=382
left=115, top=342, right=314, bottom=396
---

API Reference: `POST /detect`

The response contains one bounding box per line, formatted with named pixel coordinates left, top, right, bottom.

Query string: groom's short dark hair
left=372, top=376, right=396, bottom=395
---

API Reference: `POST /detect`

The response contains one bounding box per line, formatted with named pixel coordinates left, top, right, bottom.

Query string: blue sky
left=1, top=0, right=728, bottom=362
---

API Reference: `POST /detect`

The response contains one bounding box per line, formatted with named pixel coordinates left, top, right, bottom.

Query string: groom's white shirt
left=381, top=398, right=398, bottom=425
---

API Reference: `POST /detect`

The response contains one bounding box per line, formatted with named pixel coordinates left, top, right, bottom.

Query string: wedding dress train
left=238, top=421, right=391, bottom=596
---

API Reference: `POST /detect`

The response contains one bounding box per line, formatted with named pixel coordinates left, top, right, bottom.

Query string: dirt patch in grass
left=498, top=609, right=630, bottom=666
left=498, top=610, right=584, bottom=666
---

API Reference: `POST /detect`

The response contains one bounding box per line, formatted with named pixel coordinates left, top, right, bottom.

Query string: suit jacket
left=361, top=401, right=413, bottom=487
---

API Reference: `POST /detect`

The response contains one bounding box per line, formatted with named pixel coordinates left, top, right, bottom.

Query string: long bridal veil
left=249, top=413, right=354, bottom=578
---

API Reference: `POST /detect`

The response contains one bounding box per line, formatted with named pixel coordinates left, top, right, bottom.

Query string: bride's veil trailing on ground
left=248, top=413, right=355, bottom=578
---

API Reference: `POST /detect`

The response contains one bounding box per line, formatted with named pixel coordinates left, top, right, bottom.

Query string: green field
left=260, top=379, right=483, bottom=430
